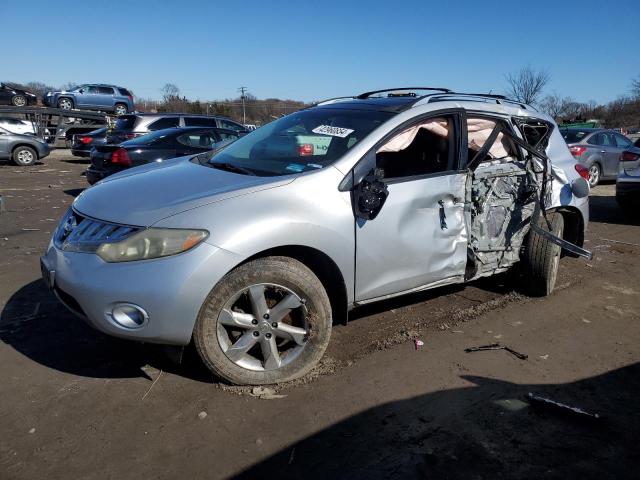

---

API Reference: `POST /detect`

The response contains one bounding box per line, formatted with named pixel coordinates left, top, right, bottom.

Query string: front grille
left=54, top=208, right=141, bottom=253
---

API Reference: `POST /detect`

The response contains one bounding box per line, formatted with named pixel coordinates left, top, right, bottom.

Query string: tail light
left=574, top=164, right=590, bottom=181
left=111, top=148, right=131, bottom=166
left=569, top=145, right=587, bottom=157
left=125, top=133, right=137, bottom=139
left=297, top=143, right=314, bottom=156
left=620, top=151, right=640, bottom=162
left=80, top=136, right=92, bottom=144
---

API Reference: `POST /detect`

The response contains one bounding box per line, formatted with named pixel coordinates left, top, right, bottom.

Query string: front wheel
left=12, top=95, right=27, bottom=107
left=57, top=98, right=73, bottom=110
left=12, top=146, right=38, bottom=166
left=114, top=103, right=128, bottom=116
left=194, top=256, right=332, bottom=385
left=522, top=212, right=564, bottom=297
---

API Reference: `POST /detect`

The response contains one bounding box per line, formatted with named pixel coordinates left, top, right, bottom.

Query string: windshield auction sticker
left=312, top=125, right=354, bottom=138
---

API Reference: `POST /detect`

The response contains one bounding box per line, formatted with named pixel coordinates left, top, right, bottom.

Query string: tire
left=57, top=98, right=73, bottom=110
left=114, top=103, right=128, bottom=116
left=194, top=256, right=332, bottom=385
left=12, top=95, right=27, bottom=107
left=523, top=212, right=564, bottom=297
left=12, top=146, right=38, bottom=166
left=588, top=163, right=601, bottom=187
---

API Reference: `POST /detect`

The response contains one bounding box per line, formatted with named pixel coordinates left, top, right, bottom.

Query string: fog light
left=110, top=303, right=149, bottom=329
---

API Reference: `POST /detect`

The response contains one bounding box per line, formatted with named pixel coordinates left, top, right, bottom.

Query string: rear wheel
left=194, top=256, right=332, bottom=385
left=523, top=212, right=564, bottom=297
left=12, top=146, right=37, bottom=166
left=588, top=163, right=601, bottom=187
left=12, top=95, right=26, bottom=107
left=57, top=98, right=73, bottom=110
left=114, top=103, right=128, bottom=116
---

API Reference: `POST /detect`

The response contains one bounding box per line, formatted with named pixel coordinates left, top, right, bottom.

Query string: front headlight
left=96, top=228, right=208, bottom=262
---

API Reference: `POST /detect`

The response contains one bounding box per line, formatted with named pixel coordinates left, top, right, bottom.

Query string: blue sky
left=2, top=0, right=639, bottom=104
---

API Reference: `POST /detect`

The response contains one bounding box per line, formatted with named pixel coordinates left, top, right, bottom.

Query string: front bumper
left=41, top=241, right=243, bottom=345
left=36, top=143, right=51, bottom=159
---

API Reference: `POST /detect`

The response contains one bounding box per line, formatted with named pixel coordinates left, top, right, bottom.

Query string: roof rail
left=356, top=87, right=451, bottom=99
left=422, top=92, right=528, bottom=109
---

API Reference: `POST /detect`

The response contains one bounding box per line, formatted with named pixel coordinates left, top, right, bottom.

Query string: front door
left=354, top=113, right=468, bottom=302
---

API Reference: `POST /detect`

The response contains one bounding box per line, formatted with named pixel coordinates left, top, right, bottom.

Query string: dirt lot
left=1, top=151, right=639, bottom=479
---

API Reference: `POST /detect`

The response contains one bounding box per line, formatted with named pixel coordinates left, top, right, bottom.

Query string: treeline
left=540, top=93, right=640, bottom=130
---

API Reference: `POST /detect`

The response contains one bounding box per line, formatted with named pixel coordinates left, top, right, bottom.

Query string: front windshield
left=207, top=108, right=393, bottom=176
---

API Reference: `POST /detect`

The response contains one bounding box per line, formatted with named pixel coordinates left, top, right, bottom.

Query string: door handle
left=438, top=200, right=448, bottom=230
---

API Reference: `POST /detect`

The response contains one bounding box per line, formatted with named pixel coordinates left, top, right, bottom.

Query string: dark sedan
left=0, top=83, right=38, bottom=107
left=86, top=127, right=240, bottom=185
left=71, top=128, right=108, bottom=158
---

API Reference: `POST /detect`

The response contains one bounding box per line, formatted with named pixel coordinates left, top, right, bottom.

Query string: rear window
left=184, top=117, right=218, bottom=127
left=560, top=129, right=590, bottom=144
left=149, top=117, right=180, bottom=130
left=118, top=88, right=132, bottom=96
left=218, top=119, right=246, bottom=132
left=97, top=87, right=114, bottom=95
left=113, top=115, right=137, bottom=130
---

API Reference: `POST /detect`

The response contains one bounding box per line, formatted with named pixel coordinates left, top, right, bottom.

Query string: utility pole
left=238, top=86, right=247, bottom=125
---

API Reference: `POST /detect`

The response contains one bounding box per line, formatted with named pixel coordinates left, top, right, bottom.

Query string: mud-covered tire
left=523, top=212, right=564, bottom=297
left=194, top=256, right=332, bottom=385
left=12, top=146, right=37, bottom=166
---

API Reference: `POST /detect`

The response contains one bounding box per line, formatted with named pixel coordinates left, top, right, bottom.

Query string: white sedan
left=0, top=117, right=50, bottom=138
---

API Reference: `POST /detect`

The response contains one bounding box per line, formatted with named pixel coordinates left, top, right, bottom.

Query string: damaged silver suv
left=41, top=88, right=591, bottom=385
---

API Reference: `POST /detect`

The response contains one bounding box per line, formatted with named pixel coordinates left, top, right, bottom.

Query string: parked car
left=44, top=84, right=134, bottom=115
left=560, top=127, right=634, bottom=187
left=0, top=117, right=39, bottom=135
left=106, top=113, right=248, bottom=144
left=42, top=88, right=589, bottom=385
left=86, top=127, right=241, bottom=184
left=0, top=83, right=38, bottom=107
left=616, top=147, right=640, bottom=210
left=0, top=126, right=50, bottom=165
left=71, top=128, right=108, bottom=158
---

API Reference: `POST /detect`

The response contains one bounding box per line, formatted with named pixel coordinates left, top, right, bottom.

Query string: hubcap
left=17, top=150, right=34, bottom=163
left=13, top=96, right=26, bottom=106
left=588, top=165, right=599, bottom=186
left=59, top=99, right=72, bottom=109
left=217, top=283, right=309, bottom=371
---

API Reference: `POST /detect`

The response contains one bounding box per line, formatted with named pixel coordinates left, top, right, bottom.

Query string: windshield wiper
left=209, top=161, right=256, bottom=176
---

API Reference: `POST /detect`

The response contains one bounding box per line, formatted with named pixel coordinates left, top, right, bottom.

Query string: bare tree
left=632, top=75, right=640, bottom=98
left=505, top=66, right=551, bottom=105
left=161, top=83, right=180, bottom=102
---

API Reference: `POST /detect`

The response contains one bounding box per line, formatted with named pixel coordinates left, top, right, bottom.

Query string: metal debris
left=526, top=393, right=600, bottom=419
left=464, top=343, right=528, bottom=360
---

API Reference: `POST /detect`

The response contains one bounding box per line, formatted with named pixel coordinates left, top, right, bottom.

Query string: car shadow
left=0, top=279, right=214, bottom=383
left=589, top=193, right=640, bottom=226
left=234, top=363, right=640, bottom=479
left=62, top=158, right=91, bottom=165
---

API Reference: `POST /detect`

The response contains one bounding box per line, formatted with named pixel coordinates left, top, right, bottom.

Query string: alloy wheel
left=217, top=283, right=309, bottom=371
left=17, top=150, right=34, bottom=163
left=588, top=164, right=600, bottom=187
left=12, top=96, right=26, bottom=107
left=115, top=105, right=127, bottom=116
left=59, top=98, right=72, bottom=110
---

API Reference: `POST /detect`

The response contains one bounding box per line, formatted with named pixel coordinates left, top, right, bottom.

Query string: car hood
left=73, top=156, right=294, bottom=226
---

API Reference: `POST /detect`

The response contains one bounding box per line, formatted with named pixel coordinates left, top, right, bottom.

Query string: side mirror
left=79, top=89, right=84, bottom=94
left=353, top=168, right=389, bottom=220
left=571, top=177, right=590, bottom=199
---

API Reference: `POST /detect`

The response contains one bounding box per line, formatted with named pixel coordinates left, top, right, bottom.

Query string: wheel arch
left=240, top=245, right=349, bottom=325
left=11, top=143, right=39, bottom=159
left=548, top=206, right=585, bottom=256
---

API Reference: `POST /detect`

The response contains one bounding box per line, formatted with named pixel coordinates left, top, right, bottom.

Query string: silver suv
left=41, top=88, right=591, bottom=385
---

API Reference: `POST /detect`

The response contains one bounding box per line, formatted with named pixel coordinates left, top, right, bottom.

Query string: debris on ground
left=414, top=339, right=425, bottom=350
left=198, top=411, right=208, bottom=420
left=250, top=387, right=287, bottom=399
left=526, top=393, right=601, bottom=420
left=464, top=343, right=528, bottom=360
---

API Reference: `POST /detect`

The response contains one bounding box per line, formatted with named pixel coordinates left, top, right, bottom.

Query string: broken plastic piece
left=526, top=393, right=600, bottom=419
left=414, top=339, right=425, bottom=350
